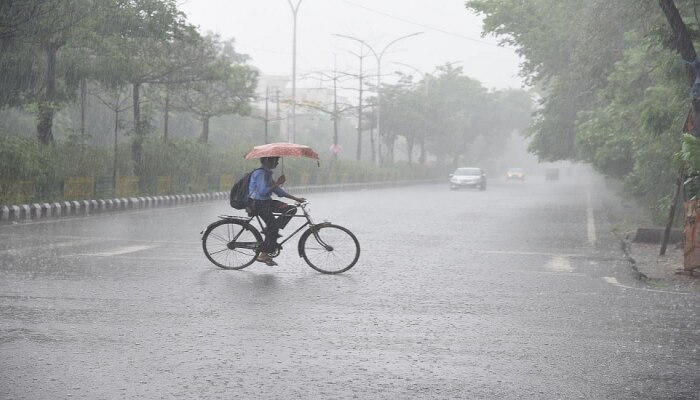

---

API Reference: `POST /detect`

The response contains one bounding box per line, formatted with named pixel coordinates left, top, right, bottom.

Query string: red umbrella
left=244, top=142, right=319, bottom=160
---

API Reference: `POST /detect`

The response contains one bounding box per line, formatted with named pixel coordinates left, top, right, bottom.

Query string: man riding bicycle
left=248, top=156, right=305, bottom=266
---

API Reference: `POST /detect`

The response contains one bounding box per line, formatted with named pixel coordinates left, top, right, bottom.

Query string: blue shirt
left=248, top=168, right=288, bottom=200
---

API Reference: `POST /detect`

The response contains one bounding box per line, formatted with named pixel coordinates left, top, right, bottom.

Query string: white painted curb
left=0, top=179, right=439, bottom=223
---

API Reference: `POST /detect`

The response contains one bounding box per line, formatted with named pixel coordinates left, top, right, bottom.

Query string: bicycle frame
left=220, top=202, right=333, bottom=254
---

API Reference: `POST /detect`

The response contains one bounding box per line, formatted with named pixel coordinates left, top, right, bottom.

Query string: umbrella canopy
left=244, top=142, right=320, bottom=160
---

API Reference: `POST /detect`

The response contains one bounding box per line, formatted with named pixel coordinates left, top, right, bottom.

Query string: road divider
left=1, top=179, right=439, bottom=224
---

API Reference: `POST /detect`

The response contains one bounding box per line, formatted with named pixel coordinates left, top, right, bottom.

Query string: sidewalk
left=599, top=175, right=699, bottom=292
left=622, top=239, right=700, bottom=292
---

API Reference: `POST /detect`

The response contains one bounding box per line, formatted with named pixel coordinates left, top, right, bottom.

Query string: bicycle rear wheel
left=202, top=219, right=262, bottom=270
left=299, top=224, right=360, bottom=274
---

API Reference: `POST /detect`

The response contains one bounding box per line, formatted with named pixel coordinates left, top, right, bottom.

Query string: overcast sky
left=178, top=0, right=524, bottom=90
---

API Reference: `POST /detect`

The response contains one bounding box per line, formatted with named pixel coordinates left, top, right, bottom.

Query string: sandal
left=256, top=254, right=278, bottom=266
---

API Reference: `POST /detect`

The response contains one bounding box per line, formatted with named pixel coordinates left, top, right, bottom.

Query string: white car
left=506, top=167, right=525, bottom=180
left=449, top=167, right=486, bottom=191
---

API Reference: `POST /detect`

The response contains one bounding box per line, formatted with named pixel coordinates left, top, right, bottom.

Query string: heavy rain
left=1, top=1, right=699, bottom=399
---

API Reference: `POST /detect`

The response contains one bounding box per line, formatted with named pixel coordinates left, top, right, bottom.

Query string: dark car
left=450, top=167, right=487, bottom=191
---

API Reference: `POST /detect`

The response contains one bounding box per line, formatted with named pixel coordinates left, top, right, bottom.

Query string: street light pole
left=393, top=61, right=426, bottom=80
left=333, top=32, right=423, bottom=166
left=287, top=0, right=303, bottom=143
left=394, top=60, right=462, bottom=93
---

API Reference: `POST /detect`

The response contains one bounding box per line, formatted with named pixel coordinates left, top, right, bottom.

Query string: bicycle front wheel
left=202, top=219, right=262, bottom=270
left=300, top=224, right=360, bottom=274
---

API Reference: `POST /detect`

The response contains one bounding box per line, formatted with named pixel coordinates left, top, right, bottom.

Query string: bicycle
left=201, top=201, right=360, bottom=274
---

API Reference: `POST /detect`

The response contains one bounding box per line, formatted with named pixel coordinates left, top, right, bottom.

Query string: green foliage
left=0, top=131, right=128, bottom=203
left=681, top=134, right=700, bottom=171
left=0, top=135, right=45, bottom=201
left=467, top=0, right=696, bottom=222
left=173, top=34, right=258, bottom=142
left=141, top=138, right=212, bottom=191
left=380, top=64, right=531, bottom=167
left=468, top=0, right=658, bottom=162
left=0, top=132, right=438, bottom=205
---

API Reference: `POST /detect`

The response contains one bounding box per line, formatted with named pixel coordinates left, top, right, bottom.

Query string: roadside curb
left=617, top=234, right=648, bottom=281
left=0, top=193, right=227, bottom=223
left=0, top=179, right=438, bottom=224
left=616, top=233, right=700, bottom=293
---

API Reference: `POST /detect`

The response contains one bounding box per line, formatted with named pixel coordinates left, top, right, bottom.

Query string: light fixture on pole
left=287, top=0, right=303, bottom=143
left=333, top=32, right=423, bottom=166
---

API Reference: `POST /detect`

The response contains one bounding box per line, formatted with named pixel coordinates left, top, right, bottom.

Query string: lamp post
left=287, top=0, right=303, bottom=143
left=333, top=32, right=423, bottom=165
left=393, top=62, right=429, bottom=95
left=393, top=60, right=462, bottom=91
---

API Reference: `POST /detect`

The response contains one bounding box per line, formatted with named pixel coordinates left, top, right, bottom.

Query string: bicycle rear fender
left=297, top=222, right=333, bottom=257
left=200, top=216, right=256, bottom=239
left=220, top=215, right=257, bottom=230
left=218, top=215, right=251, bottom=222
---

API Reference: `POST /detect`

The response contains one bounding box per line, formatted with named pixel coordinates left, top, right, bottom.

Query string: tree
left=379, top=75, right=426, bottom=164
left=466, top=0, right=657, bottom=161
left=377, top=64, right=531, bottom=167
left=100, top=0, right=223, bottom=174
left=174, top=35, right=257, bottom=143
left=465, top=0, right=698, bottom=223
left=0, top=0, right=115, bottom=144
left=421, top=65, right=489, bottom=167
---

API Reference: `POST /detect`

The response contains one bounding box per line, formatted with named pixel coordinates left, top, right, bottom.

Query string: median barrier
left=89, top=200, right=98, bottom=214
left=41, top=203, right=52, bottom=218
left=50, top=202, right=60, bottom=217
left=0, top=178, right=441, bottom=224
left=20, top=204, right=30, bottom=219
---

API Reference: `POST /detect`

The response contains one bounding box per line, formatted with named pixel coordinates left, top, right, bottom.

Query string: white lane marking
left=106, top=256, right=186, bottom=261
left=62, top=255, right=187, bottom=262
left=0, top=238, right=104, bottom=256
left=76, top=245, right=156, bottom=257
left=476, top=249, right=588, bottom=258
left=546, top=256, right=574, bottom=272
left=528, top=271, right=586, bottom=276
left=603, top=276, right=621, bottom=286
left=603, top=276, right=689, bottom=295
left=587, top=189, right=597, bottom=246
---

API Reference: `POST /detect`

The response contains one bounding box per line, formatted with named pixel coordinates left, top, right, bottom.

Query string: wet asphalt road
left=1, top=174, right=699, bottom=399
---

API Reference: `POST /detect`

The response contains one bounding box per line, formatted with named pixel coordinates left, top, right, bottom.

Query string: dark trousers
left=251, top=199, right=297, bottom=253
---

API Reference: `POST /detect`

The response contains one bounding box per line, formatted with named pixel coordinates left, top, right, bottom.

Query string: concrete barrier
left=31, top=203, right=41, bottom=219
left=51, top=202, right=62, bottom=217
left=20, top=204, right=30, bottom=220
left=11, top=205, right=20, bottom=220
left=89, top=200, right=98, bottom=214
left=41, top=203, right=52, bottom=218
left=62, top=201, right=72, bottom=216
left=0, top=179, right=440, bottom=224
left=70, top=201, right=81, bottom=216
